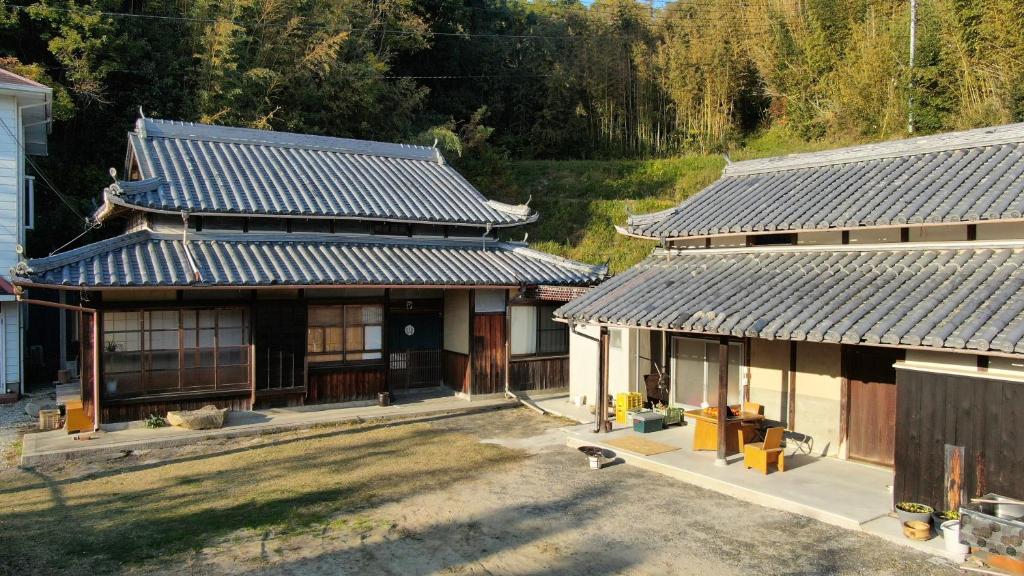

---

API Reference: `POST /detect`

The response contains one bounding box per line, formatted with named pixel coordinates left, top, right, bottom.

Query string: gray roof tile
left=102, top=118, right=534, bottom=227
left=555, top=244, right=1024, bottom=354
left=22, top=231, right=605, bottom=288
left=624, top=123, right=1024, bottom=238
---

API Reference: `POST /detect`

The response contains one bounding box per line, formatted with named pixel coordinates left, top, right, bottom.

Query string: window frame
left=101, top=306, right=251, bottom=400
left=510, top=302, right=569, bottom=358
left=306, top=303, right=385, bottom=366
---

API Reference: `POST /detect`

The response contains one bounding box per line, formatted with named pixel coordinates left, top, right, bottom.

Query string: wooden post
left=787, top=341, right=797, bottom=430
left=716, top=336, right=729, bottom=465
left=92, top=310, right=101, bottom=431
left=596, top=326, right=609, bottom=433
left=945, top=444, right=965, bottom=512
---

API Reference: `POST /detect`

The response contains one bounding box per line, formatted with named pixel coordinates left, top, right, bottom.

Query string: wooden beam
left=716, top=336, right=729, bottom=465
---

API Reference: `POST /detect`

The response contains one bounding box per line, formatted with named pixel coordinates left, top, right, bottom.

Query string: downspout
left=180, top=212, right=203, bottom=282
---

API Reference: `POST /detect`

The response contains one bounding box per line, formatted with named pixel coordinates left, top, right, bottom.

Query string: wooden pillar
left=787, top=341, right=797, bottom=430
left=92, top=310, right=101, bottom=431
left=715, top=335, right=729, bottom=465
left=596, top=326, right=609, bottom=433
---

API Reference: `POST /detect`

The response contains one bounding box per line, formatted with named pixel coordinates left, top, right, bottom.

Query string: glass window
left=671, top=338, right=742, bottom=408
left=307, top=304, right=383, bottom=363
left=102, top=307, right=249, bottom=398
left=510, top=305, right=568, bottom=356
left=510, top=306, right=537, bottom=355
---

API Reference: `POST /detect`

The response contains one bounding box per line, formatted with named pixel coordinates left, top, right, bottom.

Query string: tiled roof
left=555, top=243, right=1024, bottom=354
left=623, top=123, right=1024, bottom=239
left=103, top=118, right=534, bottom=226
left=21, top=231, right=606, bottom=288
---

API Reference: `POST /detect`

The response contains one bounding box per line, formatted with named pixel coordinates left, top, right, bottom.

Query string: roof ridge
left=138, top=118, right=442, bottom=163
left=726, top=122, right=1024, bottom=176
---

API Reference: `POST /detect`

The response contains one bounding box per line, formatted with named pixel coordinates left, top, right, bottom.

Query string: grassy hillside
left=469, top=129, right=854, bottom=273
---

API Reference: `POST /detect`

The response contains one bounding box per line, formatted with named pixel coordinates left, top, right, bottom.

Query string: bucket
left=941, top=520, right=969, bottom=558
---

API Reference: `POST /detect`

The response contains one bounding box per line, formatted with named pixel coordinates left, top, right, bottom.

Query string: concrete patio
left=565, top=419, right=954, bottom=560
left=21, top=389, right=516, bottom=467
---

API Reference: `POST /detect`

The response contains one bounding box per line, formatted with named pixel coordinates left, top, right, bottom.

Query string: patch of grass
left=470, top=156, right=724, bottom=273
left=0, top=422, right=521, bottom=575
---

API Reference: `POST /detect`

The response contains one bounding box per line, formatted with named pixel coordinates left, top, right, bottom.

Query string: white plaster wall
left=989, top=356, right=1024, bottom=377
left=976, top=222, right=1024, bottom=241
left=670, top=239, right=706, bottom=250
left=709, top=235, right=746, bottom=248
left=908, top=225, right=968, bottom=242
left=904, top=349, right=976, bottom=371
left=797, top=231, right=843, bottom=246
left=568, top=324, right=600, bottom=404
left=103, top=289, right=178, bottom=302
left=606, top=328, right=647, bottom=397
left=793, top=342, right=842, bottom=457
left=443, top=289, right=469, bottom=354
left=748, top=338, right=789, bottom=423
left=847, top=229, right=900, bottom=244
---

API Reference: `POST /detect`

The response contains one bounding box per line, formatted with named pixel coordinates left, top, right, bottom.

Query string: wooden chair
left=736, top=402, right=763, bottom=449
left=741, top=426, right=786, bottom=474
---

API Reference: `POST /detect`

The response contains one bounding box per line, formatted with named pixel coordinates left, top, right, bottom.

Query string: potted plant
left=104, top=341, right=119, bottom=394
left=933, top=509, right=959, bottom=529
left=896, top=502, right=934, bottom=525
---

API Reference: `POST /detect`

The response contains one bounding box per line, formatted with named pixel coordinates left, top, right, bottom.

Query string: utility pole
left=908, top=0, right=917, bottom=134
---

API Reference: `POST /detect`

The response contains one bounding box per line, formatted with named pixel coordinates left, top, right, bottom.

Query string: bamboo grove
left=1, top=0, right=1022, bottom=248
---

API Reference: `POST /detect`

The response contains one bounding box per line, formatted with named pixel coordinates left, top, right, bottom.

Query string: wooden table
left=684, top=408, right=764, bottom=456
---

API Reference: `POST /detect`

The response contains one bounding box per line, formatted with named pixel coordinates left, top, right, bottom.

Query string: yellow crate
left=614, top=393, right=644, bottom=424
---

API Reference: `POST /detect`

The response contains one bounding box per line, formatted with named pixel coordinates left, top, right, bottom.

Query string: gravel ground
left=0, top=392, right=51, bottom=466
left=120, top=408, right=959, bottom=576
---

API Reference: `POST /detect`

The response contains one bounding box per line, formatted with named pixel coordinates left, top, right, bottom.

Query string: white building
left=0, top=68, right=51, bottom=395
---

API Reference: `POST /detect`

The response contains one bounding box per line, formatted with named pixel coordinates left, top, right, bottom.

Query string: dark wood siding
left=307, top=366, right=386, bottom=403
left=894, top=368, right=1024, bottom=509
left=444, top=351, right=470, bottom=394
left=472, top=314, right=506, bottom=395
left=509, top=355, right=569, bottom=391
left=254, top=301, right=306, bottom=392
left=100, top=393, right=251, bottom=423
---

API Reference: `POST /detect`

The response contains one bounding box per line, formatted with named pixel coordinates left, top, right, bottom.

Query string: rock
left=24, top=402, right=41, bottom=418
left=166, top=405, right=228, bottom=430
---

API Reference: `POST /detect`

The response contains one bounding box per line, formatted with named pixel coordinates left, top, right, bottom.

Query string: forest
left=2, top=0, right=1022, bottom=261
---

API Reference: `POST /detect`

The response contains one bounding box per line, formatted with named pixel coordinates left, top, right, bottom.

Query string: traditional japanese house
left=558, top=123, right=1024, bottom=509
left=15, top=117, right=605, bottom=425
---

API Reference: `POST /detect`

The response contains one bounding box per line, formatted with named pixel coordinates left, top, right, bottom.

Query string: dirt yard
left=0, top=407, right=957, bottom=576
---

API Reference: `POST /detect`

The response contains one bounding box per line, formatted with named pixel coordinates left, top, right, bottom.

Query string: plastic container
left=631, top=411, right=664, bottom=433
left=941, top=520, right=969, bottom=558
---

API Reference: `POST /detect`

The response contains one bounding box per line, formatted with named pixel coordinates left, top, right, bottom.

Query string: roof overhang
left=555, top=241, right=1024, bottom=357
left=0, top=81, right=52, bottom=156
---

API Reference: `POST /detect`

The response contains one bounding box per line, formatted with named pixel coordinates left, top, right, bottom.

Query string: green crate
left=654, top=406, right=683, bottom=426
left=632, top=411, right=664, bottom=433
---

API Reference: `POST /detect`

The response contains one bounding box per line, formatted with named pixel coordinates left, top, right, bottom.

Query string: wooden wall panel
left=101, top=394, right=252, bottom=423
left=509, top=356, right=569, bottom=391
left=444, top=351, right=470, bottom=394
left=894, top=369, right=1024, bottom=509
left=472, top=314, right=506, bottom=395
left=307, top=366, right=386, bottom=404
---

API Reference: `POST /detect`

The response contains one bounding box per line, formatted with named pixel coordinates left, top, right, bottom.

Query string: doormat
left=605, top=435, right=680, bottom=456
